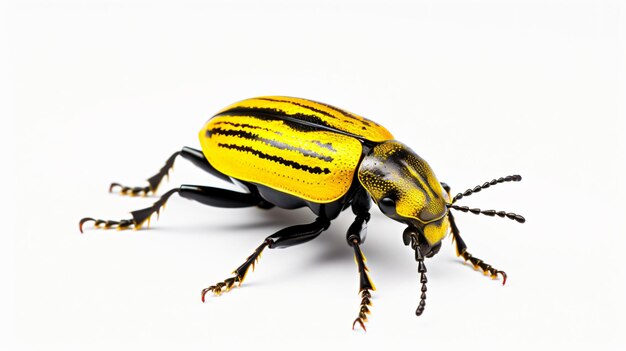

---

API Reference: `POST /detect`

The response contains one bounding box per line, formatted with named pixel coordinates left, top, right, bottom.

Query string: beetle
left=80, top=96, right=525, bottom=330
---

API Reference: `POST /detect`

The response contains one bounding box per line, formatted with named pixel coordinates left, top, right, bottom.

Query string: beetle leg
left=346, top=206, right=375, bottom=331
left=110, top=147, right=233, bottom=197
left=79, top=188, right=179, bottom=233
left=449, top=212, right=507, bottom=285
left=201, top=239, right=271, bottom=300
left=201, top=217, right=330, bottom=301
left=350, top=240, right=375, bottom=331
left=402, top=228, right=429, bottom=316
left=80, top=185, right=266, bottom=233
left=110, top=152, right=180, bottom=197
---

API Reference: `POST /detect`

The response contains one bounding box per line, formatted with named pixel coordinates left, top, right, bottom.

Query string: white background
left=3, top=0, right=626, bottom=350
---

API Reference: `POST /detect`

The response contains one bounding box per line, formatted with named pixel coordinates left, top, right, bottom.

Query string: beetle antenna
left=414, top=248, right=428, bottom=316
left=452, top=175, right=522, bottom=204
left=449, top=204, right=525, bottom=223
left=403, top=228, right=428, bottom=316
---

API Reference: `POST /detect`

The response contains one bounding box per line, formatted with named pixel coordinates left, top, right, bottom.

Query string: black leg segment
left=266, top=217, right=330, bottom=248
left=179, top=185, right=261, bottom=208
left=347, top=187, right=372, bottom=245
left=79, top=184, right=266, bottom=233
left=201, top=217, right=331, bottom=300
left=346, top=191, right=375, bottom=331
left=109, top=146, right=232, bottom=197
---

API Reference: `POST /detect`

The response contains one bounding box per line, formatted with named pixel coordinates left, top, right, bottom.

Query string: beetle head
left=358, top=141, right=451, bottom=249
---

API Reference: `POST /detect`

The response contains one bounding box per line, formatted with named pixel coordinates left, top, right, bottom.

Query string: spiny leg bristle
left=109, top=182, right=154, bottom=197
left=352, top=289, right=373, bottom=332
left=201, top=276, right=241, bottom=302
left=201, top=240, right=270, bottom=303
left=79, top=217, right=136, bottom=233
left=460, top=251, right=507, bottom=285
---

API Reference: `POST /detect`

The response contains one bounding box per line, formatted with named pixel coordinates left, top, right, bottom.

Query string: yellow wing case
left=215, top=96, right=394, bottom=143
left=199, top=115, right=364, bottom=203
left=199, top=97, right=394, bottom=203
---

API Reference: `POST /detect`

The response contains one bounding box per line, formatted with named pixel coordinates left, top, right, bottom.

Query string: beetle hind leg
left=449, top=212, right=507, bottom=285
left=80, top=188, right=180, bottom=233
left=110, top=147, right=231, bottom=197
left=80, top=185, right=266, bottom=233
left=110, top=152, right=180, bottom=197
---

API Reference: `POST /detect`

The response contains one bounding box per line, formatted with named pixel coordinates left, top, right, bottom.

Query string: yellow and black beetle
left=80, top=96, right=525, bottom=330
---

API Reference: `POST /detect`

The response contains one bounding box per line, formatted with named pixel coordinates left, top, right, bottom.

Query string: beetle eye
left=379, top=197, right=396, bottom=215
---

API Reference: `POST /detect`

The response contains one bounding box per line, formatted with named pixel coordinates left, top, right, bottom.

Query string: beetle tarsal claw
left=201, top=275, right=242, bottom=302
left=108, top=152, right=180, bottom=198
left=351, top=289, right=373, bottom=331
left=460, top=251, right=507, bottom=285
left=352, top=317, right=367, bottom=332
left=80, top=189, right=179, bottom=234
left=79, top=217, right=136, bottom=233
left=201, top=240, right=270, bottom=302
left=109, top=182, right=155, bottom=197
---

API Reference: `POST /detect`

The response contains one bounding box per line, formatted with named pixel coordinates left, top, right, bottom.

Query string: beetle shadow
left=262, top=220, right=407, bottom=283
left=169, top=205, right=456, bottom=286
left=179, top=207, right=318, bottom=233
left=229, top=208, right=315, bottom=230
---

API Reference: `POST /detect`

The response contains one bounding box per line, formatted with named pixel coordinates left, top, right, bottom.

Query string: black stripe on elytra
left=214, top=108, right=378, bottom=146
left=208, top=127, right=334, bottom=162
left=256, top=97, right=355, bottom=125
left=217, top=143, right=332, bottom=175
left=217, top=107, right=334, bottom=131
left=212, top=121, right=282, bottom=135
left=314, top=100, right=372, bottom=127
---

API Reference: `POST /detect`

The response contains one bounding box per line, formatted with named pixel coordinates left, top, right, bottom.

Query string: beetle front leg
left=347, top=215, right=375, bottom=332
left=448, top=212, right=507, bottom=285
left=201, top=217, right=330, bottom=300
left=346, top=189, right=376, bottom=331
